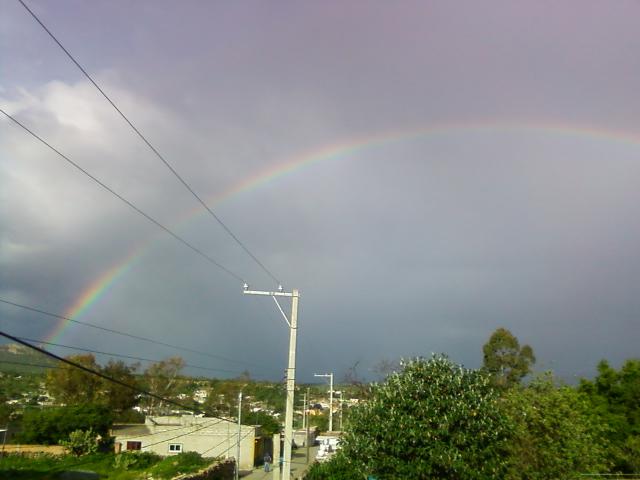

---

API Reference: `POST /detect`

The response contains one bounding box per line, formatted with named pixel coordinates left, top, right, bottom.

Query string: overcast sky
left=1, top=0, right=639, bottom=383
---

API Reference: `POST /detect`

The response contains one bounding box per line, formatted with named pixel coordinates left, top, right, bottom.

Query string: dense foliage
left=16, top=404, right=113, bottom=445
left=482, top=327, right=535, bottom=388
left=313, top=356, right=512, bottom=479
left=0, top=451, right=213, bottom=480
left=502, top=375, right=610, bottom=479
left=579, top=359, right=640, bottom=472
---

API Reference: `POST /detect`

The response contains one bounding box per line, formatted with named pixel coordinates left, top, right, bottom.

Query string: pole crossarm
left=243, top=289, right=296, bottom=298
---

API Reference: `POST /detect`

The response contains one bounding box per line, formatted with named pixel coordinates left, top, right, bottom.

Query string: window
left=126, top=441, right=142, bottom=451
left=169, top=443, right=182, bottom=453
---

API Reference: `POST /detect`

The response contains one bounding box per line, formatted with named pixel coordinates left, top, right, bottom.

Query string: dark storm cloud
left=2, top=0, right=639, bottom=382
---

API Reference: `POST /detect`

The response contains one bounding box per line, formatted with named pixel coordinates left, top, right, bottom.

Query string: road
left=241, top=445, right=320, bottom=480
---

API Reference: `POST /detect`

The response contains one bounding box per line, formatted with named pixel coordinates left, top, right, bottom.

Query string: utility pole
left=235, top=391, right=242, bottom=480
left=314, top=372, right=334, bottom=432
left=305, top=387, right=311, bottom=464
left=338, top=390, right=343, bottom=431
left=244, top=285, right=299, bottom=480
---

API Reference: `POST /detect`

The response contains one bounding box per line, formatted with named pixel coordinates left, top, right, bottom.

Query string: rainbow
left=48, top=120, right=640, bottom=343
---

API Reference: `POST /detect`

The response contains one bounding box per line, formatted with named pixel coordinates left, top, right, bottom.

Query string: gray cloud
left=2, top=0, right=640, bottom=382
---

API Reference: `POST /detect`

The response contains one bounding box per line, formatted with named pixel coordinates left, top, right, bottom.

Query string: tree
left=17, top=404, right=113, bottom=445
left=101, top=360, right=140, bottom=415
left=482, top=327, right=535, bottom=388
left=502, top=374, right=610, bottom=479
left=143, top=356, right=185, bottom=414
left=579, top=359, right=640, bottom=472
left=325, top=356, right=511, bottom=479
left=45, top=354, right=102, bottom=404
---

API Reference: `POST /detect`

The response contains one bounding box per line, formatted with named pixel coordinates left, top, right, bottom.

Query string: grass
left=0, top=451, right=216, bottom=480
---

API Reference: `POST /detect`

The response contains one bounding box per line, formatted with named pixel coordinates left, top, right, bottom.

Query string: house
left=112, top=415, right=267, bottom=470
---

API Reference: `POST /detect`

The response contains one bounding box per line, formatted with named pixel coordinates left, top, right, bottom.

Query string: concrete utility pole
left=235, top=391, right=242, bottom=480
left=314, top=372, right=334, bottom=432
left=338, top=390, right=343, bottom=431
left=244, top=285, right=299, bottom=480
left=305, top=387, right=311, bottom=464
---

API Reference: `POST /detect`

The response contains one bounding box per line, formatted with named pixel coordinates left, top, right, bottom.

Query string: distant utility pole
left=338, top=390, right=343, bottom=431
left=314, top=372, right=334, bottom=432
left=305, top=387, right=311, bottom=463
left=244, top=285, right=299, bottom=480
left=235, top=391, right=242, bottom=480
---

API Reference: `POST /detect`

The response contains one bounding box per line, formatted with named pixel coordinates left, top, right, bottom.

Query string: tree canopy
left=312, top=356, right=512, bottom=479
left=482, top=327, right=535, bottom=388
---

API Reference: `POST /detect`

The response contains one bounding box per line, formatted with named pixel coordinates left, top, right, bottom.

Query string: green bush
left=334, top=356, right=511, bottom=479
left=113, top=451, right=161, bottom=470
left=16, top=404, right=113, bottom=445
left=502, top=376, right=610, bottom=479
left=59, top=428, right=99, bottom=456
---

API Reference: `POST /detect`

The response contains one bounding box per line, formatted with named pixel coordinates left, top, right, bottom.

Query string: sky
left=1, top=0, right=639, bottom=383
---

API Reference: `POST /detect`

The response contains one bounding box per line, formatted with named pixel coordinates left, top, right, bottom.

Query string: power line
left=0, top=108, right=245, bottom=284
left=16, top=336, right=242, bottom=375
left=0, top=331, right=231, bottom=419
left=17, top=0, right=281, bottom=288
left=0, top=297, right=256, bottom=368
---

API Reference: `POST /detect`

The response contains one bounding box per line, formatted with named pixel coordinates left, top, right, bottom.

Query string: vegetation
left=0, top=451, right=214, bottom=480
left=16, top=404, right=113, bottom=445
left=482, top=327, right=535, bottom=388
left=579, top=359, right=640, bottom=473
left=59, top=428, right=100, bottom=456
left=311, top=356, right=512, bottom=479
left=502, top=375, right=610, bottom=479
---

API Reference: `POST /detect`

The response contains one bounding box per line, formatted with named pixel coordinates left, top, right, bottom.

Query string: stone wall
left=173, top=459, right=235, bottom=480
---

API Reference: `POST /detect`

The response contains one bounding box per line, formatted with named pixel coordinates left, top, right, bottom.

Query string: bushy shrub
left=502, top=375, right=610, bottom=479
left=16, top=404, right=112, bottom=445
left=113, top=451, right=161, bottom=470
left=331, top=356, right=512, bottom=479
left=59, top=429, right=99, bottom=456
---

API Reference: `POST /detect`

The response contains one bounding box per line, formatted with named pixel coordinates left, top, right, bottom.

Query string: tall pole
left=243, top=287, right=299, bottom=480
left=282, top=289, right=299, bottom=480
left=235, top=391, right=242, bottom=480
left=329, top=374, right=333, bottom=432
left=305, top=387, right=310, bottom=464
left=314, top=373, right=334, bottom=432
left=339, top=391, right=343, bottom=431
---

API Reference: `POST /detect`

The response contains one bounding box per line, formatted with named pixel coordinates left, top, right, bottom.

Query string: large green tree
left=579, top=359, right=640, bottom=472
left=101, top=360, right=140, bottom=414
left=143, top=356, right=185, bottom=414
left=313, top=356, right=511, bottom=479
left=482, top=327, right=535, bottom=388
left=17, top=404, right=113, bottom=445
left=502, top=375, right=610, bottom=479
left=45, top=354, right=102, bottom=405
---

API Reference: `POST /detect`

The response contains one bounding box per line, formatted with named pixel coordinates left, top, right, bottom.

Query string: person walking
left=263, top=453, right=272, bottom=472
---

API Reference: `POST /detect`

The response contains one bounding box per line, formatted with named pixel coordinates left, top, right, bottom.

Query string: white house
left=112, top=415, right=264, bottom=471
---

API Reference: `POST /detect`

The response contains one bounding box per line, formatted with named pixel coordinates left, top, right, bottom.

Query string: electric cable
left=0, top=297, right=256, bottom=367
left=116, top=417, right=224, bottom=442
left=140, top=418, right=226, bottom=449
left=16, top=336, right=243, bottom=375
left=0, top=108, right=245, bottom=284
left=17, top=0, right=281, bottom=288
left=0, top=331, right=233, bottom=419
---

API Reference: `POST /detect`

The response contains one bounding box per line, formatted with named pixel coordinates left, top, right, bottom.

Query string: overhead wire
left=17, top=0, right=282, bottom=288
left=15, top=336, right=243, bottom=375
left=0, top=331, right=231, bottom=419
left=0, top=108, right=245, bottom=284
left=0, top=297, right=257, bottom=368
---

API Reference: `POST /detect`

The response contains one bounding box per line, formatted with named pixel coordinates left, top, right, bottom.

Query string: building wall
left=114, top=416, right=257, bottom=470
